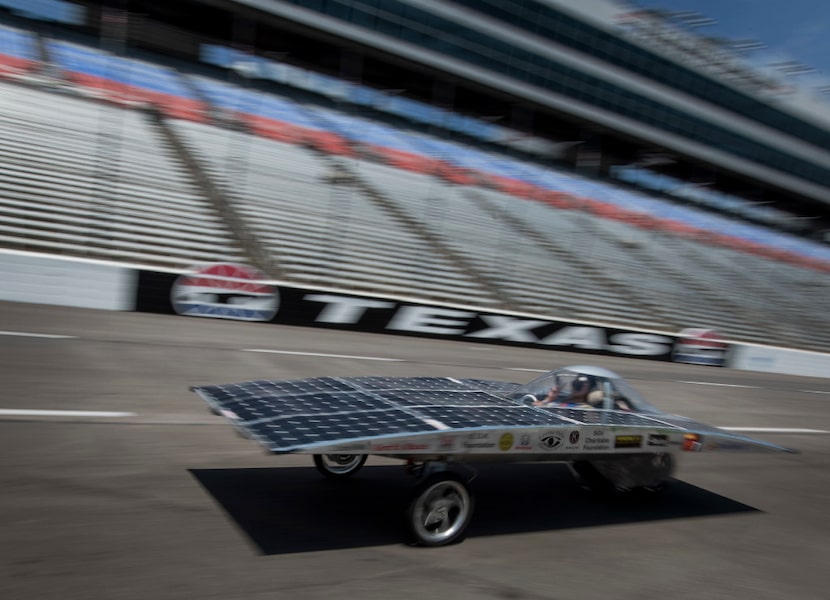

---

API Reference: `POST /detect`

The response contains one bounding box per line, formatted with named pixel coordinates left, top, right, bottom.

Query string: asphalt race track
left=1, top=301, right=829, bottom=600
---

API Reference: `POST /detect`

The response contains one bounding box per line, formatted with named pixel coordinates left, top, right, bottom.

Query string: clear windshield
left=508, top=367, right=659, bottom=413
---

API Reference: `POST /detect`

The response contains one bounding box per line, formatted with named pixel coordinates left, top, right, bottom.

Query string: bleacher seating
left=1, top=24, right=829, bottom=351
left=11, top=33, right=826, bottom=271
left=190, top=76, right=352, bottom=155
left=46, top=40, right=207, bottom=121
left=0, top=80, right=243, bottom=267
left=344, top=158, right=830, bottom=348
left=0, top=23, right=38, bottom=78
left=170, top=118, right=498, bottom=306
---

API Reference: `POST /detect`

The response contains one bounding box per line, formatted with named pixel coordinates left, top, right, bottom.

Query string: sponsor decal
left=463, top=432, right=497, bottom=450
left=499, top=432, right=514, bottom=451
left=647, top=434, right=669, bottom=447
left=539, top=431, right=563, bottom=450
left=515, top=433, right=534, bottom=451
left=672, top=328, right=728, bottom=367
left=171, top=263, right=278, bottom=321
left=370, top=441, right=432, bottom=452
left=437, top=435, right=457, bottom=452
left=327, top=442, right=368, bottom=453
left=539, top=429, right=581, bottom=451
left=583, top=430, right=612, bottom=451
left=614, top=434, right=643, bottom=449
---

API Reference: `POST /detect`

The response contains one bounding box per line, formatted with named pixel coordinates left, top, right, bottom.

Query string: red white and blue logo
left=171, top=263, right=278, bottom=321
left=672, top=328, right=728, bottom=367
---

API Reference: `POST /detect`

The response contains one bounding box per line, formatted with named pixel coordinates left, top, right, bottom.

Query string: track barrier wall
left=2, top=251, right=828, bottom=378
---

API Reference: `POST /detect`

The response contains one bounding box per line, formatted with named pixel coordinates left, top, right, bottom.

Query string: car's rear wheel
left=407, top=471, right=474, bottom=546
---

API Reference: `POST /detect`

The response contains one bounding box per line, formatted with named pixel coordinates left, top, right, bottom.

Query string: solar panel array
left=193, top=376, right=685, bottom=451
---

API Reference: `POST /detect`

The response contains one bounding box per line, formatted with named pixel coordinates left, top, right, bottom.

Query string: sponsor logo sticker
left=539, top=431, right=563, bottom=450
left=539, top=429, right=581, bottom=451
left=647, top=434, right=669, bottom=447
left=370, top=441, right=432, bottom=452
left=614, top=435, right=643, bottom=449
left=437, top=435, right=457, bottom=452
left=583, top=430, right=612, bottom=451
left=515, top=433, right=534, bottom=451
left=463, top=432, right=497, bottom=450
left=328, top=442, right=368, bottom=453
left=499, top=432, right=514, bottom=451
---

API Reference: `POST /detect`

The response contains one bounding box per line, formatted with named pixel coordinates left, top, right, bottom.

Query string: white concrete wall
left=729, top=344, right=830, bottom=379
left=0, top=250, right=135, bottom=311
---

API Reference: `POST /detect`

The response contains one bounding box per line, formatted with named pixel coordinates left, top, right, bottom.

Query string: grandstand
left=0, top=1, right=829, bottom=352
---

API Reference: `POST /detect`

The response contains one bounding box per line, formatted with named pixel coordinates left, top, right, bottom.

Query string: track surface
left=1, top=301, right=828, bottom=600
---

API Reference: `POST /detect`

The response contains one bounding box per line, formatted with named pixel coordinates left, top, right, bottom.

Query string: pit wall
left=2, top=250, right=828, bottom=379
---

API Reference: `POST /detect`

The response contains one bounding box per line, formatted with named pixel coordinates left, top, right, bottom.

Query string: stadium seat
left=47, top=41, right=208, bottom=121
left=0, top=24, right=38, bottom=78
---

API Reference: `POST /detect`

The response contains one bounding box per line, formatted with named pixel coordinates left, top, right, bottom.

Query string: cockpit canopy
left=508, top=365, right=659, bottom=413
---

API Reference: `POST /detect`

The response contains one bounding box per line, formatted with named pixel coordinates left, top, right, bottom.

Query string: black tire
left=406, top=471, right=474, bottom=547
left=312, top=454, right=367, bottom=479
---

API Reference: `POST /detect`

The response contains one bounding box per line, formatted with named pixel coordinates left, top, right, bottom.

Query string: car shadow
left=189, top=463, right=759, bottom=555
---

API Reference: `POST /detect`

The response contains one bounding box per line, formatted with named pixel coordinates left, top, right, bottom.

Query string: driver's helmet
left=571, top=374, right=593, bottom=393
left=563, top=374, right=599, bottom=405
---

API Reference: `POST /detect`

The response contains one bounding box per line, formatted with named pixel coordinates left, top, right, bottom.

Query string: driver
left=531, top=381, right=560, bottom=406
left=533, top=375, right=603, bottom=408
left=569, top=375, right=603, bottom=408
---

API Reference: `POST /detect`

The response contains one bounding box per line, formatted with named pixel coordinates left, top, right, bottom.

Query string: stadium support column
left=86, top=1, right=130, bottom=254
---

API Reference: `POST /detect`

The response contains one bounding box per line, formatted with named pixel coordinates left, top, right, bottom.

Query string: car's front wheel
left=312, top=454, right=367, bottom=479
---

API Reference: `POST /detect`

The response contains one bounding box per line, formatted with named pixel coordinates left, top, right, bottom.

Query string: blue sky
left=638, top=1, right=830, bottom=84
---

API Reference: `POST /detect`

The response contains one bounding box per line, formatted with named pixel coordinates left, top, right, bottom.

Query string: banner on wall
left=135, top=265, right=722, bottom=363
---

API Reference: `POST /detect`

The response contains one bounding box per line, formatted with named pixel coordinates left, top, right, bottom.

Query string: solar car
left=192, top=365, right=793, bottom=546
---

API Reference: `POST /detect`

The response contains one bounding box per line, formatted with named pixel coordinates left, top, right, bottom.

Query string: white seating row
left=0, top=81, right=242, bottom=267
